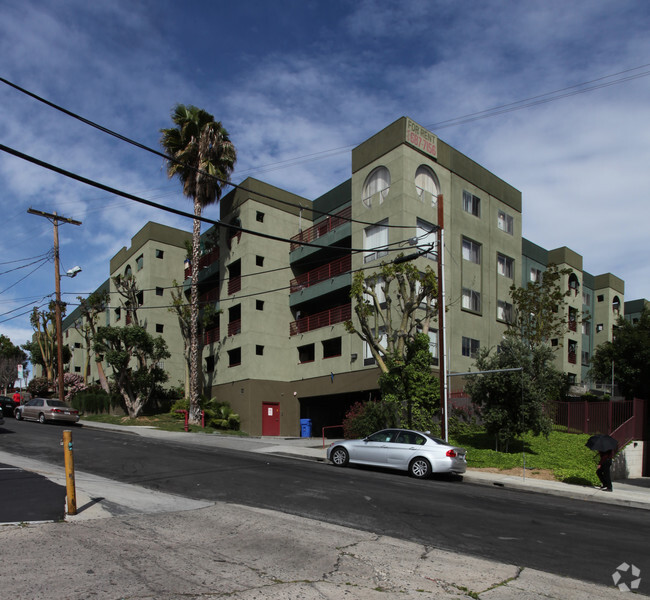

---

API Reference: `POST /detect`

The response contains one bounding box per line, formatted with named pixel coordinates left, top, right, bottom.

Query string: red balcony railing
left=290, top=206, right=351, bottom=251
left=290, top=255, right=351, bottom=293
left=204, top=327, right=220, bottom=345
left=568, top=351, right=577, bottom=364
left=185, top=248, right=220, bottom=279
left=228, top=276, right=242, bottom=295
left=228, top=319, right=241, bottom=337
left=199, top=289, right=220, bottom=305
left=568, top=319, right=577, bottom=332
left=289, top=303, right=351, bottom=336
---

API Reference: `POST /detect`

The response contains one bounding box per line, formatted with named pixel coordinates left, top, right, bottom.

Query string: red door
left=262, top=402, right=280, bottom=436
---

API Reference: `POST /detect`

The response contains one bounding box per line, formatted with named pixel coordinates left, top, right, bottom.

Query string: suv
left=0, top=395, right=18, bottom=418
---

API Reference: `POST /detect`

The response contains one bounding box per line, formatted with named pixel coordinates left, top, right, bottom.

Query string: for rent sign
left=405, top=118, right=437, bottom=159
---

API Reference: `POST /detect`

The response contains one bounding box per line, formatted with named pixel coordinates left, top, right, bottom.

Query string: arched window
left=568, top=273, right=580, bottom=296
left=612, top=296, right=621, bottom=314
left=415, top=165, right=439, bottom=205
left=362, top=167, right=390, bottom=208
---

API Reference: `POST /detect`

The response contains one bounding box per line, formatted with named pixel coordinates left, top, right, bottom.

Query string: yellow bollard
left=63, top=430, right=77, bottom=516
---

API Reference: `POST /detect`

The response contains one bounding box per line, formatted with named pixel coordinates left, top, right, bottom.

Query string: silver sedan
left=15, top=398, right=80, bottom=424
left=327, top=429, right=466, bottom=479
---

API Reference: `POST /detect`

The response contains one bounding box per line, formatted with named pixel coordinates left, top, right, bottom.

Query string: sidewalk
left=2, top=421, right=648, bottom=599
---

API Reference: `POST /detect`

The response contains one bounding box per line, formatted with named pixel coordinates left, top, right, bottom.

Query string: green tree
left=466, top=337, right=560, bottom=451
left=76, top=290, right=111, bottom=392
left=0, top=334, right=28, bottom=392
left=345, top=259, right=437, bottom=373
left=507, top=263, right=575, bottom=348
left=589, top=309, right=650, bottom=400
left=25, top=302, right=67, bottom=383
left=160, top=104, right=237, bottom=425
left=378, top=333, right=439, bottom=430
left=94, top=325, right=171, bottom=419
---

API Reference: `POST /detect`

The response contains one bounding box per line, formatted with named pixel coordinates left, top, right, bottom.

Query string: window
left=228, top=304, right=241, bottom=336
left=155, top=324, right=164, bottom=333
left=551, top=338, right=559, bottom=347
left=568, top=273, right=580, bottom=295
left=462, top=190, right=480, bottom=217
left=462, top=288, right=481, bottom=313
left=415, top=165, right=438, bottom=205
left=416, top=219, right=437, bottom=260
left=497, top=210, right=514, bottom=234
left=205, top=356, right=215, bottom=373
left=582, top=321, right=590, bottom=336
left=417, top=326, right=438, bottom=361
left=228, top=348, right=241, bottom=367
left=582, top=291, right=591, bottom=305
left=255, top=255, right=264, bottom=267
left=364, top=327, right=386, bottom=365
left=497, top=300, right=513, bottom=323
left=462, top=336, right=480, bottom=358
left=256, top=300, right=264, bottom=311
left=114, top=307, right=121, bottom=321
left=298, top=344, right=315, bottom=363
left=156, top=287, right=164, bottom=296
left=256, top=211, right=264, bottom=223
left=364, top=220, right=389, bottom=263
left=362, top=166, right=390, bottom=207
left=497, top=254, right=514, bottom=278
left=74, top=342, right=81, bottom=348
left=364, top=277, right=386, bottom=306
left=612, top=296, right=621, bottom=314
left=597, top=295, right=604, bottom=302
left=322, top=337, right=342, bottom=359
left=582, top=351, right=590, bottom=366
left=155, top=249, right=164, bottom=259
left=462, top=238, right=481, bottom=264
left=256, top=345, right=264, bottom=356
left=530, top=268, right=542, bottom=283
left=136, top=254, right=144, bottom=271
left=74, top=366, right=81, bottom=373
left=596, top=323, right=604, bottom=333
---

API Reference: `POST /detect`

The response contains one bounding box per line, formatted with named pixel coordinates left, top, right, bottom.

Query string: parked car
left=0, top=406, right=4, bottom=427
left=327, top=428, right=467, bottom=479
left=15, top=398, right=80, bottom=425
left=0, top=395, right=18, bottom=417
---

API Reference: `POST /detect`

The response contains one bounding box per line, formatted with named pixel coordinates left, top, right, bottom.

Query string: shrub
left=70, top=388, right=119, bottom=414
left=342, top=400, right=395, bottom=439
left=27, top=376, right=51, bottom=397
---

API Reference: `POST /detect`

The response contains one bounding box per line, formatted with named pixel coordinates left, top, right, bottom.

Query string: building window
left=322, top=337, right=342, bottom=359
left=364, top=327, right=386, bottom=365
left=497, top=300, right=513, bottom=323
left=206, top=355, right=215, bottom=373
left=155, top=249, right=164, bottom=259
left=114, top=307, right=121, bottom=321
left=228, top=348, right=241, bottom=367
left=364, top=220, right=389, bottom=263
left=612, top=296, right=621, bottom=314
left=582, top=351, right=590, bottom=366
left=462, top=238, right=481, bottom=264
left=551, top=338, right=559, bottom=346
left=256, top=345, right=264, bottom=356
left=582, top=321, right=590, bottom=336
left=298, top=344, right=315, bottom=364
left=256, top=211, right=264, bottom=223
left=228, top=304, right=241, bottom=336
left=497, top=210, right=514, bottom=234
left=415, top=165, right=438, bottom=205
left=74, top=342, right=81, bottom=348
left=596, top=323, right=604, bottom=333
left=362, top=166, right=390, bottom=208
left=416, top=219, right=437, bottom=260
left=597, top=295, right=604, bottom=302
left=155, top=324, right=164, bottom=333
left=156, top=287, right=164, bottom=296
left=74, top=366, right=81, bottom=373
left=582, top=291, right=591, bottom=305
left=256, top=300, right=264, bottom=311
left=461, top=288, right=481, bottom=313
left=256, top=255, right=264, bottom=267
left=497, top=254, right=514, bottom=279
left=136, top=254, right=144, bottom=271
left=530, top=268, right=543, bottom=282
left=462, top=336, right=480, bottom=358
left=462, top=190, right=480, bottom=217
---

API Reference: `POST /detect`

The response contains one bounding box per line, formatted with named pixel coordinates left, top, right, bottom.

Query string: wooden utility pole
left=27, top=209, right=82, bottom=402
left=436, top=195, right=447, bottom=441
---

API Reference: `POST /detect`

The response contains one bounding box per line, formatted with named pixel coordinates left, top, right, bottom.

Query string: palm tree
left=160, top=104, right=236, bottom=424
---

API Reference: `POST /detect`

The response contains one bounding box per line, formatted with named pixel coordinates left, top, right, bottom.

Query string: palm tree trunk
left=188, top=199, right=202, bottom=424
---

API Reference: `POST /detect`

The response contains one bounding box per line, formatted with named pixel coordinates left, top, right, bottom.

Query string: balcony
left=228, top=275, right=242, bottom=295
left=290, top=255, right=351, bottom=293
left=228, top=319, right=241, bottom=337
left=290, top=206, right=351, bottom=251
left=289, top=303, right=351, bottom=336
left=204, top=326, right=220, bottom=345
left=199, top=289, right=220, bottom=306
left=568, top=319, right=577, bottom=332
left=568, top=351, right=577, bottom=364
left=184, top=248, right=220, bottom=279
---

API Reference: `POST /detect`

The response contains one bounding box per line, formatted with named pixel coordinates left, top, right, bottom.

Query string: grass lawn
left=81, top=413, right=249, bottom=436
left=450, top=428, right=601, bottom=486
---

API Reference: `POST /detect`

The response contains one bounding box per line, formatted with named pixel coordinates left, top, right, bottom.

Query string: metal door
left=262, top=402, right=280, bottom=436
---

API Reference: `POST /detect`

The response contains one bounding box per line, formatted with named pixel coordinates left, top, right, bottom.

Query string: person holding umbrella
left=586, top=434, right=618, bottom=492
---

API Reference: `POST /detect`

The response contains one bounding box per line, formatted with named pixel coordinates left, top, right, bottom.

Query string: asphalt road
left=2, top=418, right=648, bottom=588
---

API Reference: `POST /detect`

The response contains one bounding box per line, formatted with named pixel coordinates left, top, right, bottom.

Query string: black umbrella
left=586, top=434, right=618, bottom=452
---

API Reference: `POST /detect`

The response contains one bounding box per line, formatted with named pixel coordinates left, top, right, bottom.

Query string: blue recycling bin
left=300, top=418, right=312, bottom=438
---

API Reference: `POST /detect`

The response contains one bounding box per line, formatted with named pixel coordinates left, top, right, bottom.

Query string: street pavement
left=1, top=420, right=648, bottom=599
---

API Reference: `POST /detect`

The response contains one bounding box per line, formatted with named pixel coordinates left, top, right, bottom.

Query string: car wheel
left=409, top=457, right=431, bottom=479
left=15, top=409, right=22, bottom=420
left=330, top=446, right=349, bottom=467
left=38, top=413, right=47, bottom=424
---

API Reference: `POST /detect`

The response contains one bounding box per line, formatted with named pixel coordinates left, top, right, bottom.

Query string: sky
left=1, top=0, right=649, bottom=354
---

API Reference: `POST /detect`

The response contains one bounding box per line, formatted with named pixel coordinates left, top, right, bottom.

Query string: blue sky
left=1, top=0, right=649, bottom=351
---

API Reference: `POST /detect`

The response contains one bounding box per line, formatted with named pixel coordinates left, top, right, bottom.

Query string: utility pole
left=27, top=209, right=82, bottom=402
left=436, top=194, right=448, bottom=441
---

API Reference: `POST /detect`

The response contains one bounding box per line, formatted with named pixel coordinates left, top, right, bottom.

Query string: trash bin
left=300, top=418, right=312, bottom=438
